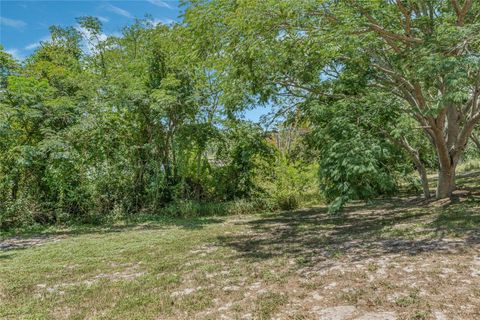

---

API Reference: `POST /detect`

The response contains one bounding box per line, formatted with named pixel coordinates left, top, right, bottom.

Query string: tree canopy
left=1, top=0, right=479, bottom=227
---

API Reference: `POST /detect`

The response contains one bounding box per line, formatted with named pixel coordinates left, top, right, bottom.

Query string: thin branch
left=351, top=2, right=423, bottom=44
left=396, top=0, right=411, bottom=36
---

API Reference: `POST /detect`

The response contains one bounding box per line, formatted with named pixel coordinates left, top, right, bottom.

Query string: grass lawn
left=1, top=174, right=479, bottom=319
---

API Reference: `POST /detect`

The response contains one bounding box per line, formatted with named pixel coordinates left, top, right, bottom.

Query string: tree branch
left=396, top=0, right=412, bottom=36
left=451, top=0, right=473, bottom=26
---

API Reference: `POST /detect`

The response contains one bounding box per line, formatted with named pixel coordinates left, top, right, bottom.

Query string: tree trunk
left=11, top=177, right=19, bottom=201
left=430, top=123, right=459, bottom=199
left=471, top=134, right=480, bottom=152
left=436, top=164, right=456, bottom=199
left=386, top=134, right=431, bottom=199
left=413, top=160, right=430, bottom=199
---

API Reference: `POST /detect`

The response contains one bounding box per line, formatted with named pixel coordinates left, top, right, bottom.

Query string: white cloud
left=104, top=4, right=132, bottom=18
left=97, top=16, right=109, bottom=23
left=0, top=16, right=27, bottom=28
left=147, top=0, right=174, bottom=9
left=5, top=48, right=23, bottom=61
left=25, top=42, right=40, bottom=50
left=75, top=25, right=109, bottom=54
left=24, top=35, right=50, bottom=51
left=76, top=26, right=108, bottom=41
left=153, top=18, right=175, bottom=26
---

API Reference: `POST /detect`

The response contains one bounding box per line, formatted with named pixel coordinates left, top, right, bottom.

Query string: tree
left=340, top=0, right=480, bottom=198
left=185, top=0, right=480, bottom=199
left=306, top=95, right=428, bottom=212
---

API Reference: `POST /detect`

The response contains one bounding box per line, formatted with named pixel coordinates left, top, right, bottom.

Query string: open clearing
left=1, top=174, right=479, bottom=320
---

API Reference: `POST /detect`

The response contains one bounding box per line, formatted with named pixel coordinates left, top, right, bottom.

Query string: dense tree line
left=1, top=0, right=479, bottom=228
left=0, top=18, right=317, bottom=227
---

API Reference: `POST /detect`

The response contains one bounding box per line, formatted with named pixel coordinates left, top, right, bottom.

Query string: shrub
left=0, top=198, right=38, bottom=229
left=275, top=193, right=300, bottom=211
left=458, top=157, right=480, bottom=173
left=159, top=199, right=265, bottom=218
left=256, top=158, right=320, bottom=211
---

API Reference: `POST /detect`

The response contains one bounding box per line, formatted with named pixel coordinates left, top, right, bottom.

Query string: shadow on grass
left=2, top=172, right=478, bottom=255
left=0, top=252, right=14, bottom=260
left=0, top=216, right=224, bottom=251
left=217, top=188, right=480, bottom=269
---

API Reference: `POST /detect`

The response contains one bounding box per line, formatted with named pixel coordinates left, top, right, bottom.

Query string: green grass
left=1, top=217, right=241, bottom=319
left=0, top=214, right=225, bottom=240
left=458, top=157, right=480, bottom=173
left=1, top=174, right=479, bottom=319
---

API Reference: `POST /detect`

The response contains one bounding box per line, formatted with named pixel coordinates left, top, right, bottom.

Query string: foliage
left=306, top=100, right=401, bottom=212
left=0, top=21, right=313, bottom=229
left=256, top=156, right=320, bottom=211
left=184, top=0, right=480, bottom=200
left=2, top=0, right=480, bottom=228
left=161, top=199, right=266, bottom=218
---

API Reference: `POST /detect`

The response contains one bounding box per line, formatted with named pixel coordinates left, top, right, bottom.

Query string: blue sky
left=1, top=0, right=181, bottom=60
left=0, top=0, right=268, bottom=122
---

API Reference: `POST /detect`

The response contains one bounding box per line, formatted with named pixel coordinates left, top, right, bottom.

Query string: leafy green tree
left=306, top=98, right=406, bottom=212
left=214, top=121, right=275, bottom=200
left=185, top=0, right=480, bottom=199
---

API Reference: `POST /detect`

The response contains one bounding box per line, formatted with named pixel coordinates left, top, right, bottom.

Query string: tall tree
left=185, top=0, right=480, bottom=199
left=341, top=0, right=480, bottom=198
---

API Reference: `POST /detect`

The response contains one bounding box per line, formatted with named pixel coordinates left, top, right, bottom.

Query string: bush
left=458, top=157, right=480, bottom=173
left=160, top=199, right=265, bottom=218
left=0, top=198, right=38, bottom=229
left=256, top=158, right=320, bottom=211
left=318, top=136, right=398, bottom=213
left=275, top=193, right=300, bottom=211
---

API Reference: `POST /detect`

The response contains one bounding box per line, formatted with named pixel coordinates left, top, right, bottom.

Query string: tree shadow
left=0, top=252, right=14, bottom=260
left=217, top=195, right=480, bottom=270
left=0, top=216, right=224, bottom=252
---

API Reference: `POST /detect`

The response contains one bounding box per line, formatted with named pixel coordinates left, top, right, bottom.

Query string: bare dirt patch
left=0, top=234, right=67, bottom=251
left=35, top=264, right=146, bottom=295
